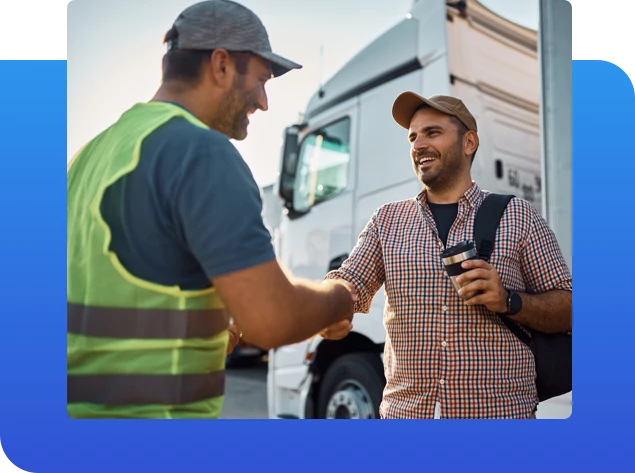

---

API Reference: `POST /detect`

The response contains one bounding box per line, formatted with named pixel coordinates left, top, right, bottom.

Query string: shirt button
left=439, top=379, right=445, bottom=385
left=441, top=341, right=448, bottom=348
left=442, top=305, right=448, bottom=312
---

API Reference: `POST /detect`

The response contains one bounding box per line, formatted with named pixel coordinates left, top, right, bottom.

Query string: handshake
left=225, top=276, right=359, bottom=354
left=317, top=279, right=358, bottom=341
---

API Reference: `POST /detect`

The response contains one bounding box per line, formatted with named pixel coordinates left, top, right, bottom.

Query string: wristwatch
left=502, top=290, right=522, bottom=316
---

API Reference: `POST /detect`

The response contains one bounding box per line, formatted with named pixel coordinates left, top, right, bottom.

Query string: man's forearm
left=274, top=279, right=354, bottom=347
left=508, top=290, right=571, bottom=333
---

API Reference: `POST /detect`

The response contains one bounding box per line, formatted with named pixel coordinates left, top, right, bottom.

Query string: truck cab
left=267, top=0, right=571, bottom=419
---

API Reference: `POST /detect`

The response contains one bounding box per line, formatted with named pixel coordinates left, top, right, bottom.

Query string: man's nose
left=258, top=88, right=268, bottom=112
left=412, top=135, right=429, bottom=151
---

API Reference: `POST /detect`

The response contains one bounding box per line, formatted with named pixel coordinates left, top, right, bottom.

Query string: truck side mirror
left=278, top=124, right=304, bottom=211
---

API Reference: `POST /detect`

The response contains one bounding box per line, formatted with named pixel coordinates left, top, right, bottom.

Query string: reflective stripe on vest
left=68, top=372, right=225, bottom=406
left=68, top=302, right=229, bottom=339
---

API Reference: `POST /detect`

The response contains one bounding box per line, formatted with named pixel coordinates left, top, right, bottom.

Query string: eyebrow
left=408, top=125, right=444, bottom=140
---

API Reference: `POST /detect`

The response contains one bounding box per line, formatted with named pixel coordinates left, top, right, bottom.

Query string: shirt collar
left=415, top=181, right=481, bottom=209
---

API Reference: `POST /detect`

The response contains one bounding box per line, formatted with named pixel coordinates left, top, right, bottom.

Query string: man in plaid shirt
left=322, top=92, right=572, bottom=419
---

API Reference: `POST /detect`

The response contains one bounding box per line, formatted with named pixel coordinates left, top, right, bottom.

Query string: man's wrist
left=499, top=289, right=522, bottom=316
left=498, top=289, right=510, bottom=314
left=323, top=279, right=353, bottom=311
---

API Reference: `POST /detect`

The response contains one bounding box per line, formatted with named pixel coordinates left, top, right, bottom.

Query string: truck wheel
left=317, top=353, right=384, bottom=419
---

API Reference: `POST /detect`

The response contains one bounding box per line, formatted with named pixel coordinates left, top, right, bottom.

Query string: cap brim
left=254, top=51, right=302, bottom=78
left=391, top=92, right=455, bottom=130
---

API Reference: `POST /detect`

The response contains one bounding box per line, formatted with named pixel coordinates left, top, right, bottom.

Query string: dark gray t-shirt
left=100, top=104, right=276, bottom=290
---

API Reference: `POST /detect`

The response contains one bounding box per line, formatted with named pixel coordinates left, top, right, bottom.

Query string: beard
left=413, top=140, right=465, bottom=191
left=214, top=74, right=256, bottom=141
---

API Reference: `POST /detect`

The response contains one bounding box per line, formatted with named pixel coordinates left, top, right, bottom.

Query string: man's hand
left=322, top=279, right=358, bottom=319
left=336, top=280, right=358, bottom=323
left=317, top=279, right=358, bottom=340
left=319, top=318, right=354, bottom=340
left=340, top=280, right=359, bottom=308
left=455, top=259, right=508, bottom=313
left=226, top=323, right=242, bottom=354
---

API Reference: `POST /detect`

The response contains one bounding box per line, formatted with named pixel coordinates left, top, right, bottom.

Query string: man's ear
left=464, top=130, right=479, bottom=157
left=208, top=49, right=234, bottom=88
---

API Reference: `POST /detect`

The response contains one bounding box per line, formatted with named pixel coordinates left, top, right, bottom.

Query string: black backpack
left=473, top=193, right=572, bottom=403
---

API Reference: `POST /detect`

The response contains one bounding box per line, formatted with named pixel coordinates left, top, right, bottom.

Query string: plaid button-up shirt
left=325, top=183, right=572, bottom=419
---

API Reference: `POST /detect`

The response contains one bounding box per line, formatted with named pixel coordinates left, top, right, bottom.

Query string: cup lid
left=441, top=240, right=476, bottom=259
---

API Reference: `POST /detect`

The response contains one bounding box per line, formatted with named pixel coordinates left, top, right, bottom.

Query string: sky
left=67, top=0, right=538, bottom=186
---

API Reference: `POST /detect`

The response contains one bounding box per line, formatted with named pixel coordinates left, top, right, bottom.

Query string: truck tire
left=317, top=352, right=384, bottom=419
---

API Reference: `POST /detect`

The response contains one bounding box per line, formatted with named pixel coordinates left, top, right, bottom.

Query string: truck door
left=268, top=98, right=359, bottom=418
left=278, top=97, right=359, bottom=283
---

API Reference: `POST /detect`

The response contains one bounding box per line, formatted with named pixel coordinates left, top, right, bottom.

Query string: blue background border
left=0, top=60, right=633, bottom=472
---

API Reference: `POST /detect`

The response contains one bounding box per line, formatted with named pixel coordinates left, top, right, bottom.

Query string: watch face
left=510, top=292, right=522, bottom=314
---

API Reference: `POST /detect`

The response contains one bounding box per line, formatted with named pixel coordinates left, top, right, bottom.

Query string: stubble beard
left=214, top=75, right=250, bottom=141
left=415, top=141, right=465, bottom=193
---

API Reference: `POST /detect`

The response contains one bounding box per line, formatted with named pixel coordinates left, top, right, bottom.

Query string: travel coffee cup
left=441, top=240, right=479, bottom=299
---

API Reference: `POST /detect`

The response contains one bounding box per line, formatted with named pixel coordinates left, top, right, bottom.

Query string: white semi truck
left=267, top=0, right=572, bottom=419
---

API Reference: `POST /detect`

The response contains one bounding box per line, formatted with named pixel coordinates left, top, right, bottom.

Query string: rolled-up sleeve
left=520, top=204, right=572, bottom=294
left=325, top=211, right=385, bottom=313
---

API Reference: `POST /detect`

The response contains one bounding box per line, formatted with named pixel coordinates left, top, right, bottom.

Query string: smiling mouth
left=416, top=157, right=437, bottom=168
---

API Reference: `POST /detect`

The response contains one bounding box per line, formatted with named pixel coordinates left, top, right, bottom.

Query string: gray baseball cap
left=168, top=0, right=302, bottom=77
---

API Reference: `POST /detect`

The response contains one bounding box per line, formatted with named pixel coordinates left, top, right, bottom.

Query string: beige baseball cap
left=392, top=92, right=478, bottom=132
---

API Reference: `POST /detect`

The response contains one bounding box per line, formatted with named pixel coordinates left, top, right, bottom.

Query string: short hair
left=449, top=116, right=478, bottom=163
left=413, top=104, right=478, bottom=163
left=161, top=27, right=251, bottom=84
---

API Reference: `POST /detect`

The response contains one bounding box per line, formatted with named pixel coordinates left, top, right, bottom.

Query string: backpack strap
left=473, top=193, right=514, bottom=262
left=473, top=193, right=531, bottom=347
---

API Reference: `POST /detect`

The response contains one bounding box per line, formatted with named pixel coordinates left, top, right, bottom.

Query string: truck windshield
left=293, top=117, right=351, bottom=213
